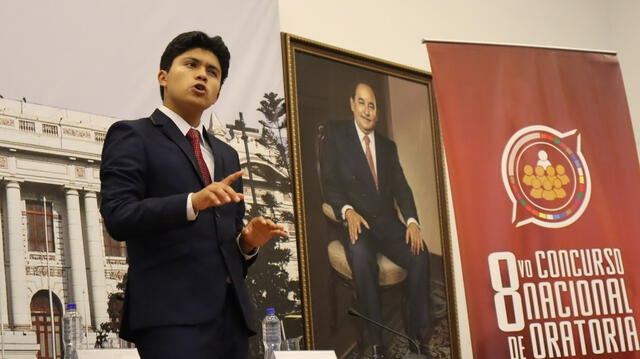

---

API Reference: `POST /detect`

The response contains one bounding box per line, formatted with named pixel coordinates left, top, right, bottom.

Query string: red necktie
left=364, top=134, right=378, bottom=190
left=186, top=129, right=212, bottom=186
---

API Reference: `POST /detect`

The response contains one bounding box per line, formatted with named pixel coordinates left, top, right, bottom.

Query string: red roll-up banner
left=427, top=42, right=640, bottom=358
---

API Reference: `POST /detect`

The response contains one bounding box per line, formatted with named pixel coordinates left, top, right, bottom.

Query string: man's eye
left=207, top=69, right=217, bottom=77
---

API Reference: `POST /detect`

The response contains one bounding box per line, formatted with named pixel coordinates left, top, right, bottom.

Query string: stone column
left=0, top=193, right=10, bottom=329
left=5, top=181, right=30, bottom=329
left=83, top=191, right=108, bottom=327
left=64, top=188, right=90, bottom=326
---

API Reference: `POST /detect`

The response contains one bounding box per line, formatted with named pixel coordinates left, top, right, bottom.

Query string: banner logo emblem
left=501, top=126, right=591, bottom=228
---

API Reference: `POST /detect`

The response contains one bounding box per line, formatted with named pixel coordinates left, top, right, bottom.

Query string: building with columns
left=0, top=98, right=123, bottom=358
left=0, top=98, right=297, bottom=359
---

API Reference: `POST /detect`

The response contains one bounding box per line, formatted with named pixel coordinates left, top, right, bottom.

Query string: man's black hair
left=159, top=31, right=231, bottom=100
left=351, top=82, right=376, bottom=98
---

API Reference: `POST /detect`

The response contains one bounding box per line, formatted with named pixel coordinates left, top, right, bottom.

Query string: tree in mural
left=255, top=92, right=290, bottom=190
left=256, top=92, right=286, bottom=160
left=245, top=92, right=301, bottom=358
left=95, top=274, right=126, bottom=348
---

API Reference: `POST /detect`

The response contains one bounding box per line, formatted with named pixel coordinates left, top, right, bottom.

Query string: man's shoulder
left=206, top=132, right=239, bottom=158
left=325, top=119, right=351, bottom=130
left=374, top=131, right=396, bottom=146
left=107, top=117, right=154, bottom=133
left=322, top=120, right=352, bottom=138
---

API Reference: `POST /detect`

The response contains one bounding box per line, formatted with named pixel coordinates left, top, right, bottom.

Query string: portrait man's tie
left=364, top=134, right=378, bottom=190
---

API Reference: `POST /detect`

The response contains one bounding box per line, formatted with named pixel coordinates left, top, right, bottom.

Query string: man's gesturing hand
left=344, top=209, right=370, bottom=244
left=240, top=217, right=288, bottom=253
left=192, top=170, right=244, bottom=211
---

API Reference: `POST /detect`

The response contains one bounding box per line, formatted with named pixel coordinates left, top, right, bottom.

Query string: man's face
left=350, top=84, right=378, bottom=134
left=158, top=48, right=222, bottom=113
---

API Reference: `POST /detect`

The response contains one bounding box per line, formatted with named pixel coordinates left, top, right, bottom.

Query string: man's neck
left=353, top=120, right=373, bottom=137
left=163, top=101, right=202, bottom=127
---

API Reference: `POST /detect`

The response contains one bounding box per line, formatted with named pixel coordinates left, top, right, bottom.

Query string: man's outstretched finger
left=349, top=225, right=358, bottom=243
left=362, top=218, right=370, bottom=230
left=270, top=229, right=288, bottom=238
left=221, top=170, right=244, bottom=185
left=264, top=219, right=278, bottom=228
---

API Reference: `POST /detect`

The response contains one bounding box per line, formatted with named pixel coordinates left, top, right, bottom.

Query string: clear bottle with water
left=262, top=307, right=282, bottom=359
left=62, top=303, right=83, bottom=359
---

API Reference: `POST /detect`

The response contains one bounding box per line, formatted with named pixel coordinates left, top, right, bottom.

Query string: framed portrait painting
left=282, top=33, right=459, bottom=359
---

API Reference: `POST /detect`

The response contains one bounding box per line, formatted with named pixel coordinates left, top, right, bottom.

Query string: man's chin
left=186, top=97, right=215, bottom=111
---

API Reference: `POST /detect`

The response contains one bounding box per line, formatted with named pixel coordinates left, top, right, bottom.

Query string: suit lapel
left=204, top=130, right=224, bottom=182
left=149, top=109, right=206, bottom=186
left=374, top=132, right=386, bottom=192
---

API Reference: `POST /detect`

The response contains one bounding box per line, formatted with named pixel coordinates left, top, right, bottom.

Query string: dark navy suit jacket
left=320, top=120, right=418, bottom=226
left=100, top=109, right=256, bottom=341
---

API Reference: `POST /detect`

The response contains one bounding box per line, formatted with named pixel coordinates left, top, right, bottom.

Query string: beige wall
left=278, top=1, right=638, bottom=357
left=278, top=0, right=637, bottom=153
left=387, top=77, right=443, bottom=256
left=610, top=0, right=640, bottom=158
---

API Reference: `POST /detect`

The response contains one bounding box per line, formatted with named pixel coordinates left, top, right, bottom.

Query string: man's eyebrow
left=183, top=57, right=200, bottom=63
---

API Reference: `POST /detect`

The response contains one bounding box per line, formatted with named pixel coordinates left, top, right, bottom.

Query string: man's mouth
left=193, top=84, right=207, bottom=94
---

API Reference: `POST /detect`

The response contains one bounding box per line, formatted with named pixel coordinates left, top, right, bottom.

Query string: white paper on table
left=77, top=349, right=140, bottom=359
left=273, top=350, right=337, bottom=359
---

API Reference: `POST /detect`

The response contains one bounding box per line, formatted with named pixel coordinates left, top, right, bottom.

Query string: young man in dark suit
left=321, top=83, right=431, bottom=357
left=100, top=31, right=286, bottom=359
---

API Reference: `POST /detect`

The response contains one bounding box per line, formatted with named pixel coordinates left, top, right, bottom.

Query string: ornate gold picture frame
left=282, top=33, right=459, bottom=359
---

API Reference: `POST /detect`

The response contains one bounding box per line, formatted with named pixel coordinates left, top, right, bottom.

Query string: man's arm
left=388, top=141, right=426, bottom=254
left=100, top=121, right=189, bottom=240
left=319, top=126, right=350, bottom=220
left=388, top=141, right=418, bottom=222
left=320, top=124, right=369, bottom=243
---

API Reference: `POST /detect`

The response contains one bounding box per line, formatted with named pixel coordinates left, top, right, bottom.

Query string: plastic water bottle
left=62, top=303, right=83, bottom=359
left=262, top=307, right=282, bottom=359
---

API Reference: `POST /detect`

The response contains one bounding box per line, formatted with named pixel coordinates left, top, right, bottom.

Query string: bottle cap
left=66, top=303, right=77, bottom=310
left=266, top=307, right=275, bottom=315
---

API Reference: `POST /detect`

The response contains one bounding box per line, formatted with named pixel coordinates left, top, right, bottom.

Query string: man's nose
left=195, top=67, right=208, bottom=81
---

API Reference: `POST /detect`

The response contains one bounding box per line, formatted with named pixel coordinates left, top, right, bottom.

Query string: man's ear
left=158, top=70, right=167, bottom=87
left=349, top=96, right=355, bottom=111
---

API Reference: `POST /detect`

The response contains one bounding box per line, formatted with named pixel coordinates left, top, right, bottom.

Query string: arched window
left=30, top=290, right=63, bottom=359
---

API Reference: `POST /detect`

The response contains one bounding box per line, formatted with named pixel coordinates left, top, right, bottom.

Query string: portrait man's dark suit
left=320, top=83, right=430, bottom=355
left=322, top=119, right=419, bottom=229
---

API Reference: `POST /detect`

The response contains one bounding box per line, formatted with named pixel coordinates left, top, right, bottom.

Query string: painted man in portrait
left=320, top=82, right=431, bottom=357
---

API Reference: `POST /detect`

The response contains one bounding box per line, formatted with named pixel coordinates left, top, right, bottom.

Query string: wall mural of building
left=0, top=97, right=300, bottom=358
